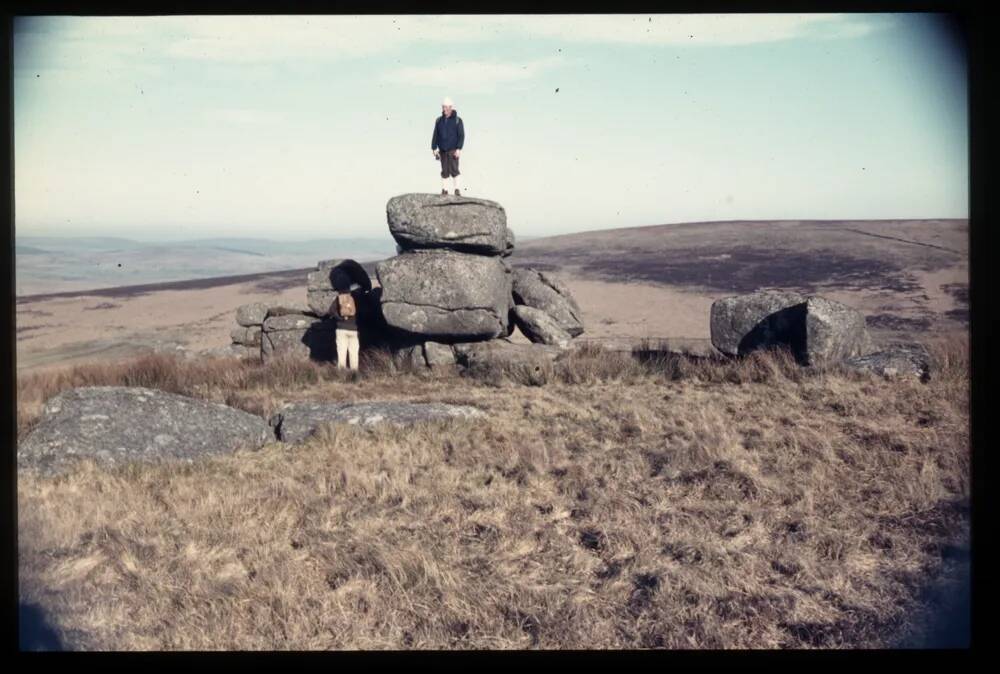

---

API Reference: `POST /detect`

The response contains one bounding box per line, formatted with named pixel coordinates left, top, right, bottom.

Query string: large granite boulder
left=512, top=305, right=573, bottom=348
left=17, top=386, right=272, bottom=476
left=710, top=290, right=874, bottom=365
left=387, top=193, right=513, bottom=255
left=236, top=302, right=268, bottom=327
left=709, top=290, right=807, bottom=358
left=377, top=250, right=512, bottom=341
left=261, top=314, right=336, bottom=362
left=804, top=296, right=875, bottom=365
left=270, top=401, right=486, bottom=444
left=511, top=267, right=584, bottom=337
left=844, top=342, right=931, bottom=382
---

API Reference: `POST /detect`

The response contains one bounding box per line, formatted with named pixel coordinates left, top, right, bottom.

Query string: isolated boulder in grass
left=513, top=305, right=573, bottom=348
left=803, top=296, right=875, bottom=365
left=511, top=267, right=584, bottom=337
left=710, top=290, right=874, bottom=365
left=17, top=386, right=272, bottom=477
left=386, top=193, right=513, bottom=255
left=236, top=302, right=268, bottom=326
left=709, top=290, right=807, bottom=358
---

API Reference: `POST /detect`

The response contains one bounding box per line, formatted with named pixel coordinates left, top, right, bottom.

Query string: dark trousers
left=439, top=149, right=460, bottom=178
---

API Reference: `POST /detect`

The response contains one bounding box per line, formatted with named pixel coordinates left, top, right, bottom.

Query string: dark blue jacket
left=431, top=111, right=464, bottom=152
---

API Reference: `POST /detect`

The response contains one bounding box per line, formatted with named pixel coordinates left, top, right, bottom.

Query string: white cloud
left=14, top=14, right=891, bottom=72
left=381, top=56, right=567, bottom=94
left=479, top=13, right=890, bottom=46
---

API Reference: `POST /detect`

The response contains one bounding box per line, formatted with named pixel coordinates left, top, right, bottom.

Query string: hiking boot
left=454, top=189, right=461, bottom=197
left=441, top=189, right=449, bottom=196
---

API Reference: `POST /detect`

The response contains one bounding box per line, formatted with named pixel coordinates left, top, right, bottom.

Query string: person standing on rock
left=432, top=96, right=464, bottom=196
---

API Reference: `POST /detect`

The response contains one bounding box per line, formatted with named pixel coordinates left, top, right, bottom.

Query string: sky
left=13, top=13, right=968, bottom=241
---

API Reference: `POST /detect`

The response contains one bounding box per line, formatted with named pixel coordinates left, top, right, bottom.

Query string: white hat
left=442, top=96, right=454, bottom=106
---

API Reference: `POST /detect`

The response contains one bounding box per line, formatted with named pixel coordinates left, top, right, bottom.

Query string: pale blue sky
left=13, top=13, right=967, bottom=240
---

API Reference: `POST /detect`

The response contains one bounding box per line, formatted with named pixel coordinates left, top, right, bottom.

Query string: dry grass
left=17, top=333, right=970, bottom=650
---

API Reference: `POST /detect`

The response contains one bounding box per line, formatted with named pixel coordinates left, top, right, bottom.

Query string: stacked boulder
left=376, top=193, right=585, bottom=370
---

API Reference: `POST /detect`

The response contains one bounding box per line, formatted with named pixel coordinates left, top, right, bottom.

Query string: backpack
left=336, top=292, right=357, bottom=319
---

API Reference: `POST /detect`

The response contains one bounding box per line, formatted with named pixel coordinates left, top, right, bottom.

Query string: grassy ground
left=16, top=335, right=970, bottom=650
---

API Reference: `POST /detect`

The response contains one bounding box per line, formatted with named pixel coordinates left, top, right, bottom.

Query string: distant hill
left=14, top=235, right=397, bottom=296
left=15, top=245, right=49, bottom=255
left=512, top=218, right=967, bottom=295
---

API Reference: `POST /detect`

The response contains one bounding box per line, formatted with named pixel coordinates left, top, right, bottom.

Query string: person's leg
left=348, top=330, right=360, bottom=371
left=335, top=328, right=348, bottom=369
left=451, top=152, right=461, bottom=194
left=440, top=154, right=450, bottom=194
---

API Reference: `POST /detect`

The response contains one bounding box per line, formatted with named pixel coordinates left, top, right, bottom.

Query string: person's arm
left=431, top=118, right=439, bottom=151
left=456, top=117, right=464, bottom=150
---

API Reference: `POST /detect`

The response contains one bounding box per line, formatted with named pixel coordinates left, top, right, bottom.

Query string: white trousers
left=335, top=328, right=360, bottom=370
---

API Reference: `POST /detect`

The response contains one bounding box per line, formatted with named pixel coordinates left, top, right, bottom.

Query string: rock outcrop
left=269, top=400, right=486, bottom=444
left=387, top=193, right=513, bottom=255
left=222, top=194, right=586, bottom=376
left=511, top=267, right=585, bottom=337
left=17, top=386, right=272, bottom=476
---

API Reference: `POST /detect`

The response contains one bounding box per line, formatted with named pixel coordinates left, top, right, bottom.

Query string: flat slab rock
left=270, top=401, right=486, bottom=444
left=387, top=193, right=514, bottom=255
left=18, top=386, right=272, bottom=477
left=844, top=343, right=931, bottom=382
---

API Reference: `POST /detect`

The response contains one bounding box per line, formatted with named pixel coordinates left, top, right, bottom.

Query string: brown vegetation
left=17, top=334, right=970, bottom=649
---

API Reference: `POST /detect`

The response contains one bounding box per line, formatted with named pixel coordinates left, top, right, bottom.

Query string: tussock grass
left=17, top=333, right=970, bottom=649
